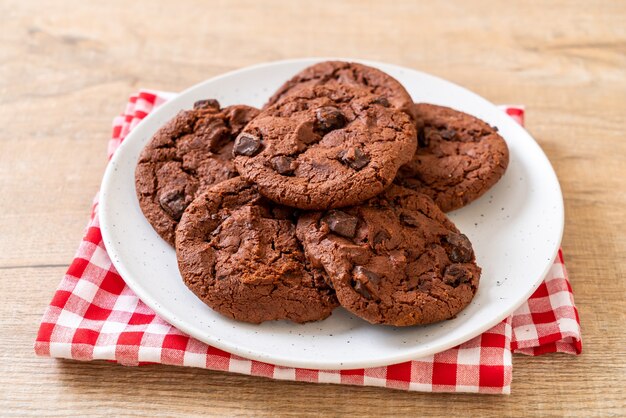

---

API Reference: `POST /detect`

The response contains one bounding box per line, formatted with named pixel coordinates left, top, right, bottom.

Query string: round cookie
left=175, top=178, right=338, bottom=324
left=265, top=60, right=415, bottom=118
left=135, top=100, right=259, bottom=245
left=296, top=185, right=481, bottom=326
left=395, top=104, right=509, bottom=212
left=233, top=84, right=417, bottom=210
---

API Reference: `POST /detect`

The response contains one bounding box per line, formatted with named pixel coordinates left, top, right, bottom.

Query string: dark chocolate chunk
left=315, top=106, right=346, bottom=132
left=271, top=155, right=295, bottom=175
left=352, top=280, right=372, bottom=300
left=233, top=133, right=262, bottom=156
left=158, top=190, right=186, bottom=220
left=322, top=210, right=358, bottom=238
left=443, top=264, right=473, bottom=287
left=194, top=99, right=220, bottom=109
left=354, top=266, right=380, bottom=285
left=294, top=121, right=320, bottom=145
left=444, top=233, right=474, bottom=263
left=338, top=147, right=370, bottom=170
left=372, top=96, right=390, bottom=107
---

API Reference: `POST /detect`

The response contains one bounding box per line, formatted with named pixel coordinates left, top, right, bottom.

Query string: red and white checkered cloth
left=35, top=90, right=582, bottom=394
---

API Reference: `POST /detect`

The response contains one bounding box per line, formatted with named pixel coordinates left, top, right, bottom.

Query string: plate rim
left=100, top=57, right=564, bottom=369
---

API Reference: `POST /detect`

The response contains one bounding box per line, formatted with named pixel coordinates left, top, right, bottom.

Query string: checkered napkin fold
left=35, top=90, right=582, bottom=394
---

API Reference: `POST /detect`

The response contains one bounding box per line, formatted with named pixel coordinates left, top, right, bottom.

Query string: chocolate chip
left=193, top=99, right=220, bottom=109
left=372, top=96, right=390, bottom=107
left=417, top=129, right=429, bottom=148
left=400, top=213, right=420, bottom=227
left=295, top=121, right=320, bottom=144
left=338, top=147, right=370, bottom=170
left=354, top=266, right=380, bottom=285
left=271, top=155, right=294, bottom=175
left=373, top=230, right=391, bottom=245
left=158, top=190, right=186, bottom=220
left=352, top=280, right=372, bottom=300
left=492, top=125, right=499, bottom=132
left=440, top=129, right=457, bottom=140
left=322, top=210, right=358, bottom=238
left=233, top=132, right=262, bottom=156
left=315, top=106, right=346, bottom=132
left=443, top=264, right=473, bottom=287
left=444, top=233, right=474, bottom=263
left=351, top=266, right=380, bottom=300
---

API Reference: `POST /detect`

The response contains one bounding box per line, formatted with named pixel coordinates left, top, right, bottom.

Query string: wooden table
left=1, top=1, right=624, bottom=415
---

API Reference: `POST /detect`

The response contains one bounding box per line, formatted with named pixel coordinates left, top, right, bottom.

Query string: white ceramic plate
left=100, top=58, right=563, bottom=369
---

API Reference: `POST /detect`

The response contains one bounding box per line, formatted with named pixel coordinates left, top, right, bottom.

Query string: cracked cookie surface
left=395, top=103, right=509, bottom=212
left=135, top=100, right=259, bottom=245
left=296, top=185, right=480, bottom=326
left=265, top=61, right=415, bottom=118
left=175, top=178, right=338, bottom=324
left=233, top=84, right=417, bottom=210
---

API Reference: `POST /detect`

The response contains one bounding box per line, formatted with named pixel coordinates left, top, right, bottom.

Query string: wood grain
left=1, top=0, right=625, bottom=415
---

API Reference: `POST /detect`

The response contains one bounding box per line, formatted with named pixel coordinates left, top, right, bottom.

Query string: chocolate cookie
left=135, top=100, right=259, bottom=245
left=395, top=104, right=509, bottom=212
left=265, top=61, right=415, bottom=118
left=296, top=185, right=481, bottom=326
left=175, top=178, right=338, bottom=324
left=233, top=84, right=417, bottom=210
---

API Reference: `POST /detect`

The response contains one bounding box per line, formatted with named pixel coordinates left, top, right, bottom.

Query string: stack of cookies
left=135, top=61, right=509, bottom=327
